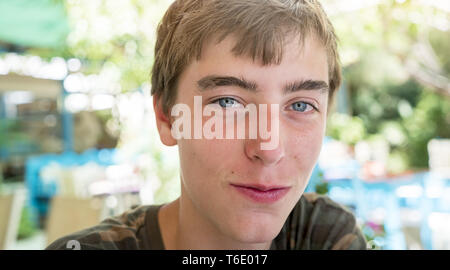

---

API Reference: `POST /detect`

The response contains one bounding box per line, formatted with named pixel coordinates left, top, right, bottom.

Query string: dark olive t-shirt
left=46, top=193, right=367, bottom=250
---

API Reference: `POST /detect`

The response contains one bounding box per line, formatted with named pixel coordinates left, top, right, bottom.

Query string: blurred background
left=0, top=0, right=448, bottom=250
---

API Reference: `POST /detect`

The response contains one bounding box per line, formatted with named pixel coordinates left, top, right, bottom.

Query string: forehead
left=188, top=34, right=329, bottom=87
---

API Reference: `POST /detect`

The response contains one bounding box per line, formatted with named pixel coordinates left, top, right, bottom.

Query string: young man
left=47, top=0, right=367, bottom=250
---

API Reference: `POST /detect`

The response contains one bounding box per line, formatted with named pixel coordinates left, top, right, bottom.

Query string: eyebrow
left=283, top=79, right=329, bottom=94
left=197, top=75, right=329, bottom=94
left=197, top=76, right=257, bottom=92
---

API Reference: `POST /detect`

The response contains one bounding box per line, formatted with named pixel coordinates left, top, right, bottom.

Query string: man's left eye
left=290, top=101, right=315, bottom=112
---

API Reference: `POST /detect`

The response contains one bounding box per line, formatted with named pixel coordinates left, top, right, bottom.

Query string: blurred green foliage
left=326, top=0, right=450, bottom=172
left=17, top=205, right=38, bottom=240
left=403, top=91, right=450, bottom=168
left=28, top=0, right=170, bottom=94
left=314, top=172, right=329, bottom=195
left=152, top=149, right=181, bottom=204
left=0, top=119, right=33, bottom=153
left=327, top=113, right=366, bottom=145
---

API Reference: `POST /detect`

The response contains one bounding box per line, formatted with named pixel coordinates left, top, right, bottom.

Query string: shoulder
left=280, top=192, right=367, bottom=250
left=46, top=204, right=154, bottom=250
left=301, top=192, right=357, bottom=221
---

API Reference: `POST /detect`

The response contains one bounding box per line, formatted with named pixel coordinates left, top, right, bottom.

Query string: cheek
left=286, top=121, right=325, bottom=176
left=178, top=139, right=241, bottom=185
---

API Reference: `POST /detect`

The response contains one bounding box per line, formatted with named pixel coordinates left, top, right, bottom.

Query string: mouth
left=230, top=183, right=291, bottom=204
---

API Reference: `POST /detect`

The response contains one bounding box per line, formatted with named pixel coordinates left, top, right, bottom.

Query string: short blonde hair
left=151, top=0, right=341, bottom=116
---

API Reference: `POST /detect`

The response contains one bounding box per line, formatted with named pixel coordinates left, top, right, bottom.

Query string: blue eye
left=213, top=97, right=241, bottom=108
left=291, top=101, right=314, bottom=112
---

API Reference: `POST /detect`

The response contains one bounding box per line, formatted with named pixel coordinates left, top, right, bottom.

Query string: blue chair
left=24, top=149, right=117, bottom=226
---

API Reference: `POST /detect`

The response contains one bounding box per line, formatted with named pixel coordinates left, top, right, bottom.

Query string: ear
left=153, top=97, right=177, bottom=146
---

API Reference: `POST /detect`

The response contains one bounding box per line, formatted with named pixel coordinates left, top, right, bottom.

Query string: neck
left=158, top=191, right=272, bottom=250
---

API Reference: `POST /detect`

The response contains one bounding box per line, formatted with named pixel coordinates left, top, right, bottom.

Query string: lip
left=230, top=183, right=291, bottom=204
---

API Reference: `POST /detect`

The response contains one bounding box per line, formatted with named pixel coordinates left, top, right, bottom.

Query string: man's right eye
left=212, top=97, right=243, bottom=108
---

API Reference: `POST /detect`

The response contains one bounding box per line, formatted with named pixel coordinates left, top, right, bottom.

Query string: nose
left=244, top=104, right=285, bottom=166
left=245, top=138, right=285, bottom=166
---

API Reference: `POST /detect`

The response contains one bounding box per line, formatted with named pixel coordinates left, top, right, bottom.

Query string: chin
left=235, top=227, right=279, bottom=245
left=228, top=215, right=283, bottom=244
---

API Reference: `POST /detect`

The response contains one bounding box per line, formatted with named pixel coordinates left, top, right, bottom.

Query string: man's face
left=161, top=34, right=329, bottom=244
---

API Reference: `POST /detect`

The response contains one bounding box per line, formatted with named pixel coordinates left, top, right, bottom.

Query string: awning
left=0, top=0, right=69, bottom=49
